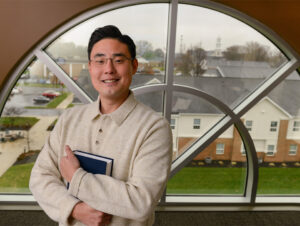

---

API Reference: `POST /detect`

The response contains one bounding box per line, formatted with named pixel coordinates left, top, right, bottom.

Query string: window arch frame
left=0, top=0, right=300, bottom=210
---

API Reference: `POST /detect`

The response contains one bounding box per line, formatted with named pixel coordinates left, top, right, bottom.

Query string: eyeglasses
left=90, top=55, right=133, bottom=67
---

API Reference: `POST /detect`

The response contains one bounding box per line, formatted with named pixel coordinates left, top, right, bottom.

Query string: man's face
left=88, top=38, right=138, bottom=103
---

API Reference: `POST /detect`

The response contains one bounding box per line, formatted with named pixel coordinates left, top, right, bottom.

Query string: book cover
left=73, top=150, right=113, bottom=176
left=67, top=150, right=113, bottom=188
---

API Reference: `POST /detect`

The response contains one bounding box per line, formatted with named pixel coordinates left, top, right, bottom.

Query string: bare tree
left=176, top=46, right=207, bottom=76
left=244, top=41, right=269, bottom=61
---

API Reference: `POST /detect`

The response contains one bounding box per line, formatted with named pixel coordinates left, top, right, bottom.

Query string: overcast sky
left=57, top=3, right=277, bottom=53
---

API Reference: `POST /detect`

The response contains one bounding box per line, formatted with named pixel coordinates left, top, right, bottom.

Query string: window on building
left=245, top=120, right=253, bottom=131
left=241, top=144, right=246, bottom=155
left=193, top=118, right=201, bottom=129
left=216, top=143, right=225, bottom=155
left=170, top=118, right=176, bottom=130
left=270, top=121, right=278, bottom=132
left=266, top=145, right=275, bottom=156
left=293, top=121, right=300, bottom=131
left=289, top=144, right=298, bottom=155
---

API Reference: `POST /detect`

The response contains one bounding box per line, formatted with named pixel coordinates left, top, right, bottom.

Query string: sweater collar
left=90, top=91, right=137, bottom=126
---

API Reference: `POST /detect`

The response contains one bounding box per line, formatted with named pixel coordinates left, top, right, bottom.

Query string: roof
left=77, top=68, right=300, bottom=116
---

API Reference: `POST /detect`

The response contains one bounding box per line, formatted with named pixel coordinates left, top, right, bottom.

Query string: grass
left=46, top=92, right=68, bottom=108
left=18, top=83, right=64, bottom=88
left=0, top=117, right=39, bottom=129
left=257, top=168, right=300, bottom=194
left=1, top=165, right=300, bottom=195
left=0, top=163, right=34, bottom=193
left=167, top=167, right=300, bottom=195
left=25, top=92, right=69, bottom=109
left=167, top=167, right=246, bottom=194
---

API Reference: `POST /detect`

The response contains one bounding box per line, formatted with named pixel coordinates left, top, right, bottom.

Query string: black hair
left=87, top=25, right=136, bottom=60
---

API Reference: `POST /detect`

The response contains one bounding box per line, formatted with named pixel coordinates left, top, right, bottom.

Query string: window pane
left=46, top=4, right=169, bottom=100
left=241, top=71, right=300, bottom=194
left=0, top=59, right=82, bottom=193
left=135, top=91, right=163, bottom=115
left=167, top=126, right=247, bottom=195
left=174, top=4, right=288, bottom=107
left=171, top=92, right=224, bottom=160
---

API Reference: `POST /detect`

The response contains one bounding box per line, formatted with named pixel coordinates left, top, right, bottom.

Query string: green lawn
left=1, top=165, right=300, bottom=195
left=167, top=167, right=300, bottom=195
left=167, top=167, right=246, bottom=194
left=0, top=117, right=39, bottom=129
left=25, top=92, right=69, bottom=109
left=46, top=92, right=69, bottom=108
left=0, top=163, right=34, bottom=193
left=257, top=168, right=300, bottom=194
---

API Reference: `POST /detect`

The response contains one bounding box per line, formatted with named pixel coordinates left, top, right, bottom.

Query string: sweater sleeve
left=29, top=113, right=80, bottom=225
left=67, top=118, right=173, bottom=221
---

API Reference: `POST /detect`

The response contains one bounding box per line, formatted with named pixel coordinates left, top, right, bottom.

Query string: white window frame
left=170, top=118, right=176, bottom=130
left=266, top=144, right=275, bottom=156
left=245, top=120, right=253, bottom=131
left=241, top=143, right=246, bottom=156
left=270, top=121, right=278, bottom=132
left=288, top=144, right=298, bottom=155
left=293, top=121, right=300, bottom=132
left=193, top=118, right=201, bottom=129
left=216, top=143, right=225, bottom=155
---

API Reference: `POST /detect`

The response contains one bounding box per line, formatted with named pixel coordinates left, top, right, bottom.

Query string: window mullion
left=163, top=0, right=178, bottom=123
left=34, top=50, right=92, bottom=104
left=233, top=59, right=300, bottom=117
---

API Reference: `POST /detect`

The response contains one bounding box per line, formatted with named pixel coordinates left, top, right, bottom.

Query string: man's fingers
left=65, top=145, right=73, bottom=157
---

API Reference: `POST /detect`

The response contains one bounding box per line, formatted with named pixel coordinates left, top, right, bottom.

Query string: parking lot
left=4, top=86, right=65, bottom=116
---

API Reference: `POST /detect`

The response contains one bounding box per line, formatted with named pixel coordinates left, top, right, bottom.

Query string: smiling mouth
left=102, top=79, right=120, bottom=83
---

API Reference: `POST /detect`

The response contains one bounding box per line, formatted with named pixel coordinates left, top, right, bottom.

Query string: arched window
left=1, top=0, right=299, bottom=207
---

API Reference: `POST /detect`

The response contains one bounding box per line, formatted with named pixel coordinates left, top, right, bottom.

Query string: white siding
left=243, top=98, right=289, bottom=140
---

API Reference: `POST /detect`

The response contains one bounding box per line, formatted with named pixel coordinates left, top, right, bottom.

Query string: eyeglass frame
left=89, top=53, right=134, bottom=67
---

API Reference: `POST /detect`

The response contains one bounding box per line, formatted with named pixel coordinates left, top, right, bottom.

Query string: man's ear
left=132, top=58, right=138, bottom=75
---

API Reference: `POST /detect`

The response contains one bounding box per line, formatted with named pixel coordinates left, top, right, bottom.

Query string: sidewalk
left=56, top=93, right=74, bottom=109
left=0, top=93, right=73, bottom=177
left=0, top=116, right=57, bottom=176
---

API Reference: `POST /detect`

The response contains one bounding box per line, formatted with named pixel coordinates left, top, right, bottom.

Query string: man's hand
left=60, top=145, right=80, bottom=182
left=71, top=202, right=112, bottom=226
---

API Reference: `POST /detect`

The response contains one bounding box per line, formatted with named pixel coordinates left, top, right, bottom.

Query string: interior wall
left=0, top=0, right=299, bottom=90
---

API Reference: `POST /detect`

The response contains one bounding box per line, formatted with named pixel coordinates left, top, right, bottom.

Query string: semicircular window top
left=0, top=0, right=299, bottom=205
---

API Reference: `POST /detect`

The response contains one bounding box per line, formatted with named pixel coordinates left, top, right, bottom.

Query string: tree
left=47, top=41, right=87, bottom=60
left=244, top=41, right=269, bottom=61
left=153, top=48, right=164, bottom=58
left=223, top=42, right=270, bottom=62
left=190, top=47, right=207, bottom=76
left=176, top=46, right=207, bottom=76
left=136, top=40, right=154, bottom=59
left=223, top=45, right=245, bottom=61
left=268, top=50, right=286, bottom=67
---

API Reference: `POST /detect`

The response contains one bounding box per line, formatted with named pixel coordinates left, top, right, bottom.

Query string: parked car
left=42, top=90, right=61, bottom=98
left=33, top=96, right=50, bottom=104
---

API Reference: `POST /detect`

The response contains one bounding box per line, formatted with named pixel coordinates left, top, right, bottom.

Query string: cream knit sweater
left=30, top=93, right=172, bottom=226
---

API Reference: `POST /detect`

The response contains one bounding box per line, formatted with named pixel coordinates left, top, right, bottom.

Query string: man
left=29, top=25, right=172, bottom=226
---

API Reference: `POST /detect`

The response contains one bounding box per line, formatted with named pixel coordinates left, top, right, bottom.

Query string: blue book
left=73, top=150, right=113, bottom=176
left=67, top=150, right=113, bottom=188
